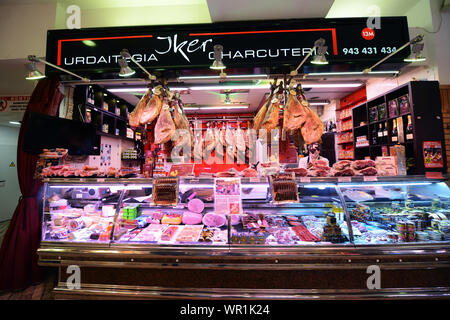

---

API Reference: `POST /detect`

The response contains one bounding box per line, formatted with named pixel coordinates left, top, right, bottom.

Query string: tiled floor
left=0, top=220, right=56, bottom=300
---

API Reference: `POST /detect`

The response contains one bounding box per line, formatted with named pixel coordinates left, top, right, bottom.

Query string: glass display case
left=41, top=176, right=450, bottom=247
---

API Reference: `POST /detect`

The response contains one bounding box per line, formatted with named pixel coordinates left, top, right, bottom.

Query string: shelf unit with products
left=73, top=85, right=142, bottom=142
left=336, top=87, right=367, bottom=161
left=351, top=81, right=446, bottom=175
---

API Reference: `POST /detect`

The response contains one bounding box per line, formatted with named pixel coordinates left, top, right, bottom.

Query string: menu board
left=423, top=141, right=444, bottom=168
left=214, top=178, right=243, bottom=215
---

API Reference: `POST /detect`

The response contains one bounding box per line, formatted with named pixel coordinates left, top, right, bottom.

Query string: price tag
left=97, top=178, right=105, bottom=182
left=249, top=177, right=261, bottom=183
left=363, top=176, right=378, bottom=182
left=300, top=177, right=311, bottom=183
left=338, top=177, right=352, bottom=183
left=425, top=171, right=443, bottom=179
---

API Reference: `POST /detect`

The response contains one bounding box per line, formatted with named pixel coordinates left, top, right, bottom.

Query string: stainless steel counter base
left=39, top=242, right=450, bottom=300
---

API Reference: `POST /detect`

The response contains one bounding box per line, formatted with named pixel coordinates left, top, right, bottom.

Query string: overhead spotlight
left=210, top=45, right=226, bottom=70
left=311, top=38, right=329, bottom=65
left=224, top=92, right=232, bottom=104
left=25, top=55, right=89, bottom=82
left=404, top=35, right=426, bottom=62
left=25, top=61, right=46, bottom=80
left=118, top=58, right=136, bottom=77
left=120, top=49, right=156, bottom=80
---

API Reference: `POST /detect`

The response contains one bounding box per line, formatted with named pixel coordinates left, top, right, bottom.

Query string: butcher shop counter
left=38, top=175, right=450, bottom=299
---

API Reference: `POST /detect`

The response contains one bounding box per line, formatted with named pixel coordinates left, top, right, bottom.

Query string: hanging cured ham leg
left=128, top=88, right=152, bottom=127
left=260, top=91, right=281, bottom=135
left=140, top=86, right=163, bottom=125
left=298, top=93, right=324, bottom=145
left=154, top=103, right=176, bottom=144
left=283, top=88, right=308, bottom=133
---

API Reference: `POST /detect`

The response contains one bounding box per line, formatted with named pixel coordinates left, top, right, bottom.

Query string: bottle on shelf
left=391, top=118, right=398, bottom=143
left=406, top=115, right=413, bottom=140
left=382, top=121, right=388, bottom=144
left=87, top=86, right=94, bottom=105
left=371, top=125, right=378, bottom=145
left=377, top=123, right=383, bottom=145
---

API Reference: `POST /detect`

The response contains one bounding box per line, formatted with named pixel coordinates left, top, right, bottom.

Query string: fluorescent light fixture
left=184, top=105, right=249, bottom=111
left=340, top=182, right=432, bottom=188
left=106, top=83, right=362, bottom=93
left=107, top=87, right=189, bottom=93
left=303, top=184, right=336, bottom=188
left=307, top=71, right=399, bottom=76
left=189, top=84, right=269, bottom=90
left=9, top=121, right=21, bottom=125
left=49, top=185, right=125, bottom=188
left=309, top=101, right=330, bottom=105
left=178, top=74, right=267, bottom=80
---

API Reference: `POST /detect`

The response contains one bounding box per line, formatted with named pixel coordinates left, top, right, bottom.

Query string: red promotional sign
left=423, top=141, right=444, bottom=168
left=362, top=27, right=375, bottom=40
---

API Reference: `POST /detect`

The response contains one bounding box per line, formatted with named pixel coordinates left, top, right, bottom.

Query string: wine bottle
left=377, top=123, right=383, bottom=144
left=87, top=86, right=93, bottom=104
left=391, top=119, right=398, bottom=143
left=406, top=115, right=413, bottom=140
left=382, top=122, right=388, bottom=144
left=371, top=125, right=378, bottom=145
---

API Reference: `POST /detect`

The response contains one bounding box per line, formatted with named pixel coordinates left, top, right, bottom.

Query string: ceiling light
left=178, top=74, right=267, bottom=80
left=26, top=55, right=89, bottom=82
left=25, top=61, right=46, bottom=80
left=9, top=121, right=21, bottom=125
left=118, top=58, right=136, bottom=77
left=309, top=100, right=330, bottom=105
left=120, top=49, right=156, bottom=80
left=404, top=37, right=426, bottom=62
left=82, top=40, right=96, bottom=47
left=307, top=71, right=399, bottom=76
left=210, top=45, right=226, bottom=70
left=106, top=82, right=362, bottom=93
left=224, top=93, right=232, bottom=104
left=311, top=38, right=329, bottom=65
left=185, top=105, right=249, bottom=111
left=363, top=34, right=425, bottom=73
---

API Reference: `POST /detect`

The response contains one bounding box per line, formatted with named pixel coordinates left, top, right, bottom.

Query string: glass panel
left=339, top=181, right=450, bottom=244
left=112, top=183, right=228, bottom=246
left=42, top=183, right=123, bottom=243
left=231, top=184, right=351, bottom=245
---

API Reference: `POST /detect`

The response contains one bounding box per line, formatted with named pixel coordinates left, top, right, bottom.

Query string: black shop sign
left=45, top=17, right=410, bottom=74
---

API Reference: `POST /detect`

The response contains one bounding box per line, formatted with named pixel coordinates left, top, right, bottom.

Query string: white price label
left=363, top=176, right=378, bottom=182
left=338, top=177, right=352, bottom=182
left=300, top=177, right=311, bottom=183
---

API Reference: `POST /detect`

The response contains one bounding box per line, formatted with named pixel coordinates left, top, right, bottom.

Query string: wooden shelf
left=337, top=129, right=353, bottom=133
left=368, top=112, right=411, bottom=125
left=354, top=124, right=368, bottom=129
left=339, top=115, right=352, bottom=121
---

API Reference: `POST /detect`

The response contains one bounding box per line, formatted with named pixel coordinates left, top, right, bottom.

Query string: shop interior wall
left=0, top=125, right=21, bottom=222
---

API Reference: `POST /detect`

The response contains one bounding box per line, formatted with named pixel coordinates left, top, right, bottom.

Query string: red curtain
left=0, top=77, right=64, bottom=291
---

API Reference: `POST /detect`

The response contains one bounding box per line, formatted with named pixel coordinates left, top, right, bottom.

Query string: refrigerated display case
left=38, top=176, right=450, bottom=299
